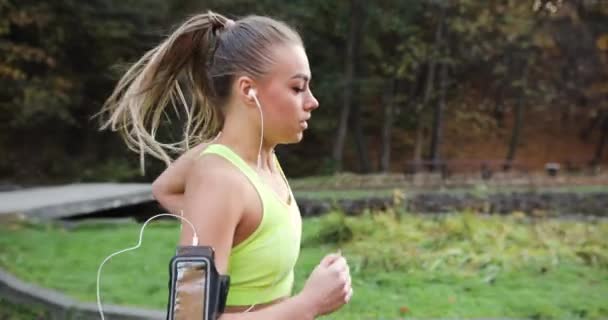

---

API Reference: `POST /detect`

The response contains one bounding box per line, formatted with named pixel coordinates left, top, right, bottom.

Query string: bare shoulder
left=179, top=153, right=249, bottom=269
left=188, top=152, right=245, bottom=190
left=181, top=141, right=212, bottom=160
left=183, top=152, right=249, bottom=220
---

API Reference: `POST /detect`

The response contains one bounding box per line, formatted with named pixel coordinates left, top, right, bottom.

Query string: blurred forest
left=1, top=0, right=608, bottom=184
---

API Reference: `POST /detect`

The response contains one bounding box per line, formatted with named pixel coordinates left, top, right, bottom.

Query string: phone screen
left=173, top=260, right=208, bottom=320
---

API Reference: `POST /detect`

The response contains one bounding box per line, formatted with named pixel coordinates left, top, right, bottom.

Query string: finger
left=329, top=263, right=347, bottom=276
left=342, top=274, right=352, bottom=293
left=345, top=287, right=354, bottom=303
left=328, top=257, right=347, bottom=272
left=340, top=272, right=349, bottom=287
left=320, top=253, right=341, bottom=267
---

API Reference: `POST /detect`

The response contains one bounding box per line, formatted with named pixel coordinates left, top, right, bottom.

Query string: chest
left=233, top=174, right=301, bottom=248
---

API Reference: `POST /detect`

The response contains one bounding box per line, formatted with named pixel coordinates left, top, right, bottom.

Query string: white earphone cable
left=243, top=90, right=288, bottom=313
left=96, top=212, right=198, bottom=320
left=97, top=93, right=275, bottom=318
left=251, top=91, right=264, bottom=169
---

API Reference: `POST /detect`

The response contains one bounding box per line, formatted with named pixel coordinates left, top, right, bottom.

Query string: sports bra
left=200, top=143, right=302, bottom=306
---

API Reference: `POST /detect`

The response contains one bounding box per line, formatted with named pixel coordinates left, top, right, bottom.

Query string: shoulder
left=178, top=151, right=249, bottom=268
left=179, top=152, right=248, bottom=242
left=181, top=142, right=211, bottom=161
left=186, top=151, right=248, bottom=203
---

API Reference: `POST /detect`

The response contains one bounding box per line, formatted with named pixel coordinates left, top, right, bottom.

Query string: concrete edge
left=0, top=267, right=164, bottom=320
left=27, top=193, right=156, bottom=220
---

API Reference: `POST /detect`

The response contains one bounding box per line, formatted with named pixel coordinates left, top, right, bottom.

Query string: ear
left=235, top=75, right=256, bottom=106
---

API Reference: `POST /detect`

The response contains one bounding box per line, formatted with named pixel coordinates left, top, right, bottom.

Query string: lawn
left=289, top=173, right=608, bottom=196
left=292, top=184, right=608, bottom=201
left=0, top=211, right=607, bottom=319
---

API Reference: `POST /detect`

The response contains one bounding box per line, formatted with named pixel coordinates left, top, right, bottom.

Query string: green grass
left=0, top=298, right=49, bottom=319
left=295, top=188, right=396, bottom=200
left=0, top=212, right=607, bottom=319
left=293, top=185, right=608, bottom=201
left=289, top=172, right=608, bottom=195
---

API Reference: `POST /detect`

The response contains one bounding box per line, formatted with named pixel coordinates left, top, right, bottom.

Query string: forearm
left=152, top=143, right=208, bottom=214
left=152, top=156, right=192, bottom=214
left=154, top=193, right=184, bottom=214
left=219, top=294, right=316, bottom=320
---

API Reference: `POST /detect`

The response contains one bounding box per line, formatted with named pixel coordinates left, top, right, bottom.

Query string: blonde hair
left=98, top=11, right=302, bottom=173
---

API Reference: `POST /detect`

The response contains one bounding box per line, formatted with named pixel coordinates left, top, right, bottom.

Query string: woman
left=100, top=11, right=352, bottom=319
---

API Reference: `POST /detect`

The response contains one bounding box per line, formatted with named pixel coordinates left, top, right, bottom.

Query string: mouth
left=300, top=115, right=310, bottom=130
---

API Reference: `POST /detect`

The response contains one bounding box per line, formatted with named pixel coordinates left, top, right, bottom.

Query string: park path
left=0, top=183, right=153, bottom=220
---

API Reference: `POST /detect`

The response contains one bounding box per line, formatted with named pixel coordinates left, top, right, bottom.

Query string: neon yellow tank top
left=200, top=144, right=302, bottom=306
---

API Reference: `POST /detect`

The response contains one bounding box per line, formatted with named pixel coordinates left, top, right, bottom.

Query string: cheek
left=266, top=90, right=299, bottom=120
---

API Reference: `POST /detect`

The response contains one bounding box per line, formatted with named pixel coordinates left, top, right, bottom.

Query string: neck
left=215, top=113, right=277, bottom=173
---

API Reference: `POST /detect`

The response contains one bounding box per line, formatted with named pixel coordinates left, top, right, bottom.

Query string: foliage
left=307, top=211, right=354, bottom=244
left=0, top=298, right=49, bottom=319
left=326, top=210, right=608, bottom=273
left=1, top=213, right=607, bottom=319
left=0, top=0, right=169, bottom=183
left=1, top=0, right=608, bottom=181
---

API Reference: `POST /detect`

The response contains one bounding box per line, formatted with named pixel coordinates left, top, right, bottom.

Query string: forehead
left=264, top=44, right=311, bottom=81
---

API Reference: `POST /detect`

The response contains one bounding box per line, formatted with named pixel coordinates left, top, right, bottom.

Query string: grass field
left=292, top=184, right=608, bottom=201
left=289, top=173, right=608, bottom=195
left=0, top=211, right=607, bottom=319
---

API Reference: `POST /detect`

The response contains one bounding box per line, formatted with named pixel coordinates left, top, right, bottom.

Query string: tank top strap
left=273, top=155, right=294, bottom=197
left=200, top=144, right=264, bottom=192
left=273, top=156, right=288, bottom=185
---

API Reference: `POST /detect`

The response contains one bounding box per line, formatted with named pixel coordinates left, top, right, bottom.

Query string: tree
left=331, top=0, right=366, bottom=172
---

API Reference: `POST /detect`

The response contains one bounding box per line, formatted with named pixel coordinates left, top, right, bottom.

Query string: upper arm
left=152, top=143, right=208, bottom=198
left=179, top=155, right=245, bottom=274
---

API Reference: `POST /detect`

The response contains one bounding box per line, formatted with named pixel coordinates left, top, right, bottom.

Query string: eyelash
left=292, top=87, right=305, bottom=93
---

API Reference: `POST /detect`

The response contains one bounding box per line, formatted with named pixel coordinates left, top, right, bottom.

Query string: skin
left=153, top=44, right=353, bottom=319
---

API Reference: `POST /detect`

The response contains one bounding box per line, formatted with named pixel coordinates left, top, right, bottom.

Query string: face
left=255, top=44, right=319, bottom=144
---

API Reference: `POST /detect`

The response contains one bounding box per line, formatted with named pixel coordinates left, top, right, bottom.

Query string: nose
left=305, top=91, right=319, bottom=111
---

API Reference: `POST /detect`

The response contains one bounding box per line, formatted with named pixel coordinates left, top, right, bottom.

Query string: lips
left=300, top=116, right=310, bottom=130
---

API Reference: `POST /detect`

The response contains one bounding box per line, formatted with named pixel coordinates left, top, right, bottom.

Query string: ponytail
left=98, top=11, right=303, bottom=174
left=98, top=11, right=230, bottom=173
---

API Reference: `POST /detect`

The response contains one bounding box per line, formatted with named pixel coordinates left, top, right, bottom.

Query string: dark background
left=1, top=0, right=607, bottom=184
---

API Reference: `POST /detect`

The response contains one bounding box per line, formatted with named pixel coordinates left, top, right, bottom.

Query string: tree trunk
left=505, top=61, right=530, bottom=169
left=332, top=0, right=363, bottom=172
left=493, top=53, right=510, bottom=128
left=351, top=101, right=371, bottom=173
left=494, top=92, right=506, bottom=128
left=412, top=6, right=444, bottom=172
left=429, top=62, right=448, bottom=171
left=592, top=112, right=608, bottom=165
left=380, top=79, right=397, bottom=172
left=349, top=0, right=369, bottom=173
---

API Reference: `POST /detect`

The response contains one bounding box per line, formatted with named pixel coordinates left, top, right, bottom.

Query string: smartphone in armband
left=167, top=246, right=230, bottom=320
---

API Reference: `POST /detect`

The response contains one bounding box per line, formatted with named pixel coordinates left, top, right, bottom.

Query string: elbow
left=152, top=177, right=184, bottom=214
left=151, top=178, right=166, bottom=203
left=152, top=180, right=172, bottom=213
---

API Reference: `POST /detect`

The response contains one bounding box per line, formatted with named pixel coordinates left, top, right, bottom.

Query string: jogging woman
left=100, top=11, right=352, bottom=319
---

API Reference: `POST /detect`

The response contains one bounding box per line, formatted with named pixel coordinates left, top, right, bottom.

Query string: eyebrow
left=290, top=73, right=311, bottom=82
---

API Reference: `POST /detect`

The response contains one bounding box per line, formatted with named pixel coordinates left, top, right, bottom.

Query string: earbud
left=247, top=87, right=263, bottom=169
left=248, top=88, right=257, bottom=100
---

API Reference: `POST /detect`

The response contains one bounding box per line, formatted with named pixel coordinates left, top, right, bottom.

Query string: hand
left=298, top=252, right=353, bottom=316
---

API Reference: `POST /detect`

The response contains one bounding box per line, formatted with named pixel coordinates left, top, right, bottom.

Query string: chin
left=282, top=132, right=303, bottom=144
left=294, top=131, right=304, bottom=143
